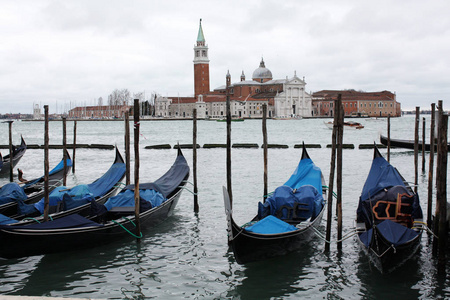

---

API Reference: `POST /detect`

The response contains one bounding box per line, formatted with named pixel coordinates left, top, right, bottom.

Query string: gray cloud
left=1, top=0, right=449, bottom=113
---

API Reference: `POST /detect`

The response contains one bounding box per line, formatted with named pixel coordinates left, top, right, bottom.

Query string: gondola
left=8, top=146, right=126, bottom=222
left=380, top=134, right=450, bottom=151
left=0, top=136, right=27, bottom=176
left=223, top=144, right=327, bottom=264
left=0, top=150, right=72, bottom=217
left=0, top=148, right=189, bottom=259
left=355, top=145, right=424, bottom=273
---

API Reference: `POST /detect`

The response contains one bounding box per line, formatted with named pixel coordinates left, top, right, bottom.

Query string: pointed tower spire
left=193, top=18, right=210, bottom=97
left=197, top=19, right=205, bottom=46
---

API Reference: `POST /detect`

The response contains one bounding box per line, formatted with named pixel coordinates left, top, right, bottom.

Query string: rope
left=311, top=226, right=331, bottom=244
left=322, top=186, right=337, bottom=198
left=22, top=217, right=41, bottom=224
left=183, top=180, right=194, bottom=187
left=179, top=186, right=197, bottom=195
left=111, top=217, right=142, bottom=239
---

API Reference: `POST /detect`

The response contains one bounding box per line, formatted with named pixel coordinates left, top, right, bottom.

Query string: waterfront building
left=68, top=104, right=131, bottom=119
left=155, top=20, right=313, bottom=119
left=311, top=90, right=401, bottom=117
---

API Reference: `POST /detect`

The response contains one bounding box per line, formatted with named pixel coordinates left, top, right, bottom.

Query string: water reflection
left=226, top=245, right=315, bottom=299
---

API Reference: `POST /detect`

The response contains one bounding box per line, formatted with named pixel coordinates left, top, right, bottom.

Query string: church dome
left=252, top=58, right=272, bottom=81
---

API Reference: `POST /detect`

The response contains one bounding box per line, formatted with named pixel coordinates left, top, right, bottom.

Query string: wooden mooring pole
left=7, top=121, right=13, bottom=182
left=262, top=104, right=268, bottom=202
left=422, top=117, right=426, bottom=173
left=124, top=111, right=130, bottom=185
left=72, top=120, right=77, bottom=173
left=43, top=105, right=50, bottom=222
left=414, top=107, right=419, bottom=194
left=226, top=71, right=233, bottom=206
left=433, top=100, right=443, bottom=255
left=336, top=97, right=344, bottom=250
left=133, top=99, right=141, bottom=242
left=436, top=105, right=447, bottom=272
left=193, top=108, right=199, bottom=212
left=387, top=115, right=391, bottom=163
left=325, top=95, right=340, bottom=253
left=427, top=103, right=436, bottom=228
left=62, top=117, right=67, bottom=186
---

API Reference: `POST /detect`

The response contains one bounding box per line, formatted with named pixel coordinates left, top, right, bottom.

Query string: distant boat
left=216, top=118, right=244, bottom=122
left=324, top=121, right=364, bottom=130
left=380, top=134, right=450, bottom=151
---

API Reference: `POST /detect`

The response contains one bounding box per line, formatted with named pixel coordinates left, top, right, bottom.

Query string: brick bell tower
left=193, top=19, right=210, bottom=97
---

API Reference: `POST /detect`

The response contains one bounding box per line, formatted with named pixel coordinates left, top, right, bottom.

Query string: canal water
left=0, top=116, right=449, bottom=299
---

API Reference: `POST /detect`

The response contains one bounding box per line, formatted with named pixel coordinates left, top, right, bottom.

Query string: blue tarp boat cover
left=0, top=183, right=27, bottom=206
left=284, top=158, right=323, bottom=193
left=123, top=153, right=189, bottom=198
left=360, top=156, right=405, bottom=202
left=359, top=219, right=419, bottom=248
left=357, top=155, right=422, bottom=227
left=258, top=185, right=324, bottom=221
left=103, top=153, right=189, bottom=211
left=0, top=214, right=17, bottom=225
left=0, top=214, right=102, bottom=230
left=17, top=161, right=125, bottom=215
left=104, top=189, right=165, bottom=210
left=245, top=215, right=298, bottom=234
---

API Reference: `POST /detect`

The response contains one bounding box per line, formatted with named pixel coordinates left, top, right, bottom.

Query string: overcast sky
left=2, top=0, right=449, bottom=114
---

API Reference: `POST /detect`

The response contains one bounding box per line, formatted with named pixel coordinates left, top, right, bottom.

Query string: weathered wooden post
left=433, top=100, right=443, bottom=255
left=72, top=121, right=77, bottom=173
left=325, top=95, right=340, bottom=253
left=414, top=107, right=419, bottom=194
left=262, top=104, right=268, bottom=202
left=133, top=99, right=141, bottom=241
left=226, top=71, right=233, bottom=206
left=62, top=117, right=67, bottom=186
left=124, top=111, right=130, bottom=185
left=436, top=108, right=447, bottom=272
left=43, top=105, right=50, bottom=222
left=193, top=108, right=199, bottom=212
left=422, top=117, right=426, bottom=172
left=336, top=97, right=344, bottom=251
left=387, top=115, right=391, bottom=163
left=427, top=103, right=436, bottom=228
left=7, top=121, right=13, bottom=182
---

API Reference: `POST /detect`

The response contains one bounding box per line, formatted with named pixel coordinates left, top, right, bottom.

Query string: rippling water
left=0, top=116, right=449, bottom=299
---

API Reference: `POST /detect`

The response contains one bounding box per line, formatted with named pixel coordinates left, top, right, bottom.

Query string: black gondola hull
left=0, top=188, right=184, bottom=259
left=380, top=134, right=450, bottom=151
left=357, top=228, right=422, bottom=273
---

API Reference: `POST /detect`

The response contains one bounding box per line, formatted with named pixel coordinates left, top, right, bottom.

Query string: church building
left=154, top=19, right=313, bottom=119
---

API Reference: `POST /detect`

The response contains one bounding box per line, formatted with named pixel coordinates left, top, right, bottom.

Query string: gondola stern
left=114, top=145, right=125, bottom=165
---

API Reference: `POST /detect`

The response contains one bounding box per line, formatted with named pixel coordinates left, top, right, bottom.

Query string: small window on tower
left=196, top=50, right=199, bottom=57
left=202, top=50, right=206, bottom=56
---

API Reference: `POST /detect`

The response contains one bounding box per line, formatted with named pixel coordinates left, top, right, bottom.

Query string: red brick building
left=312, top=90, right=401, bottom=117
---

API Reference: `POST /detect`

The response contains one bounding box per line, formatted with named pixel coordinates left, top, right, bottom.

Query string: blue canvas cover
left=17, top=161, right=125, bottom=215
left=258, top=185, right=324, bottom=221
left=359, top=219, right=419, bottom=248
left=0, top=214, right=17, bottom=225
left=103, top=189, right=165, bottom=210
left=360, top=156, right=405, bottom=202
left=124, top=153, right=189, bottom=198
left=284, top=158, right=323, bottom=193
left=245, top=215, right=298, bottom=234
left=357, top=153, right=423, bottom=228
left=0, top=182, right=27, bottom=206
